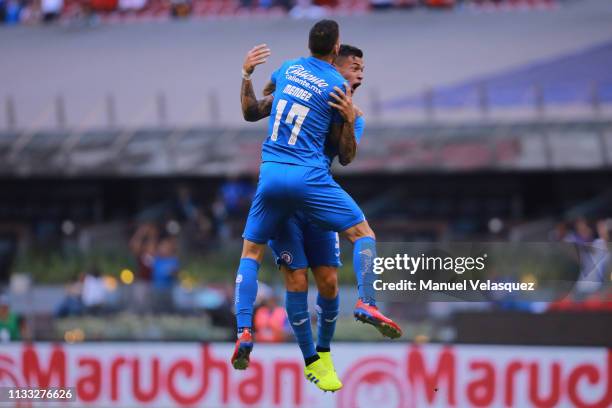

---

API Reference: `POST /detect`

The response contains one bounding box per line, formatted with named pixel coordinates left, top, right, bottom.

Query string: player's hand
left=243, top=44, right=271, bottom=75
left=328, top=83, right=355, bottom=124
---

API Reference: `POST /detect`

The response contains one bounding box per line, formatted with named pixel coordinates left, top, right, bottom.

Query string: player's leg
left=282, top=266, right=317, bottom=365
left=311, top=265, right=342, bottom=383
left=269, top=216, right=341, bottom=392
left=301, top=168, right=402, bottom=339
left=304, top=227, right=342, bottom=384
left=312, top=265, right=339, bottom=352
left=231, top=239, right=265, bottom=370
left=303, top=228, right=341, bottom=354
left=341, top=220, right=376, bottom=305
left=281, top=265, right=341, bottom=392
left=342, top=220, right=402, bottom=338
left=232, top=163, right=294, bottom=370
left=269, top=222, right=318, bottom=366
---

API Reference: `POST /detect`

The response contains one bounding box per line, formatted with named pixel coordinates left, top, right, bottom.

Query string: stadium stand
left=384, top=41, right=612, bottom=111
left=1, top=121, right=611, bottom=175
left=0, top=0, right=567, bottom=26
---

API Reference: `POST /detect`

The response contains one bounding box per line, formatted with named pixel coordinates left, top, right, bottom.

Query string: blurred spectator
left=151, top=236, right=179, bottom=313
left=198, top=286, right=235, bottom=329
left=0, top=294, right=25, bottom=342
left=274, top=0, right=294, bottom=11
left=290, top=0, right=327, bottom=18
left=0, top=0, right=5, bottom=23
left=567, top=218, right=610, bottom=294
left=55, top=272, right=85, bottom=317
left=425, top=0, right=454, bottom=8
left=592, top=219, right=611, bottom=279
left=175, top=185, right=199, bottom=223
left=220, top=176, right=255, bottom=217
left=369, top=0, right=394, bottom=11
left=82, top=266, right=106, bottom=314
left=211, top=195, right=230, bottom=241
left=313, top=0, right=336, bottom=6
left=548, top=221, right=570, bottom=242
left=90, top=0, right=118, bottom=12
left=119, top=0, right=147, bottom=11
left=254, top=295, right=289, bottom=342
left=41, top=0, right=62, bottom=22
left=129, top=223, right=158, bottom=312
left=18, top=2, right=41, bottom=25
left=129, top=223, right=158, bottom=282
left=170, top=0, right=191, bottom=18
left=4, top=0, right=22, bottom=24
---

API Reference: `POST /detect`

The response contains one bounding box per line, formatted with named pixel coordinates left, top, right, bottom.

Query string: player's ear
left=333, top=41, right=340, bottom=57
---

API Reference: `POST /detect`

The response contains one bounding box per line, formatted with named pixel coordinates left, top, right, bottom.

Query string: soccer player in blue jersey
left=232, top=20, right=402, bottom=390
left=267, top=45, right=384, bottom=392
left=267, top=45, right=401, bottom=389
left=241, top=44, right=391, bottom=392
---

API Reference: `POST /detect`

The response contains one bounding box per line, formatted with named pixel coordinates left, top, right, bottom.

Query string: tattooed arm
left=262, top=80, right=276, bottom=97
left=241, top=44, right=274, bottom=122
left=241, top=79, right=274, bottom=122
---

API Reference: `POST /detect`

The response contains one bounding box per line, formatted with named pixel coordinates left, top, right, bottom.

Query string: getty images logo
left=285, top=65, right=329, bottom=88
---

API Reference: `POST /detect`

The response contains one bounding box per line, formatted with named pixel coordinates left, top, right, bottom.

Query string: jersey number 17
left=270, top=99, right=310, bottom=146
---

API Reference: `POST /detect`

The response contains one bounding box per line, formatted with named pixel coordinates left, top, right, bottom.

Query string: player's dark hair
left=308, top=19, right=340, bottom=57
left=338, top=44, right=363, bottom=59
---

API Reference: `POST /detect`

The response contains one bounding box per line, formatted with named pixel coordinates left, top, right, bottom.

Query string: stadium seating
left=384, top=42, right=612, bottom=111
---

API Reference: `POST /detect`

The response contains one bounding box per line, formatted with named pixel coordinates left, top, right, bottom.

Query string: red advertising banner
left=0, top=343, right=610, bottom=407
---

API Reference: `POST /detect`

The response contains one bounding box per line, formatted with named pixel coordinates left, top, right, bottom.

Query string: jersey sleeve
left=355, top=116, right=365, bottom=144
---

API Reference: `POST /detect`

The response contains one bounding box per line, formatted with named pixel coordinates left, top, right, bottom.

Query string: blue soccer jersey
left=261, top=57, right=347, bottom=169
left=269, top=116, right=366, bottom=269
left=243, top=57, right=364, bottom=244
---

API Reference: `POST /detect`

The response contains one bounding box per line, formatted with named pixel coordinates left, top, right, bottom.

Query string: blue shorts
left=268, top=211, right=341, bottom=270
left=242, top=162, right=365, bottom=245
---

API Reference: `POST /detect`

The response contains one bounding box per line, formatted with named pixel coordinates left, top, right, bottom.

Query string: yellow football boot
left=304, top=355, right=343, bottom=392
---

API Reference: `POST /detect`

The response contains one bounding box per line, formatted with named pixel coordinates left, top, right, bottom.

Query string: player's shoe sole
left=231, top=343, right=253, bottom=370
left=231, top=329, right=253, bottom=370
left=354, top=301, right=402, bottom=339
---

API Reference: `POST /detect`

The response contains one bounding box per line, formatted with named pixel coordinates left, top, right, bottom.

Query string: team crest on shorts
left=280, top=251, right=293, bottom=265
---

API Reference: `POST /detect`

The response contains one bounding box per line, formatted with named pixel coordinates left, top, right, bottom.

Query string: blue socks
left=353, top=236, right=377, bottom=306
left=316, top=293, right=339, bottom=351
left=285, top=291, right=317, bottom=361
left=234, top=258, right=260, bottom=330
